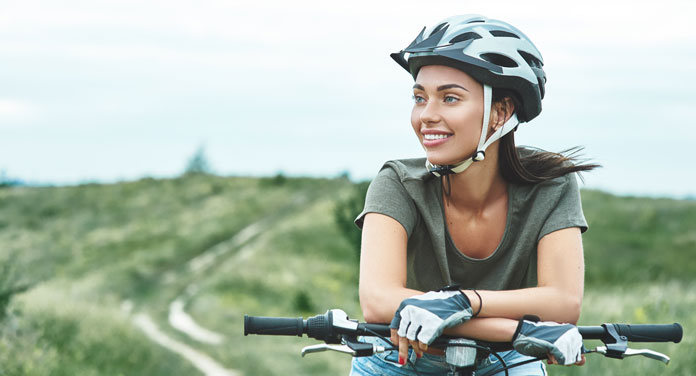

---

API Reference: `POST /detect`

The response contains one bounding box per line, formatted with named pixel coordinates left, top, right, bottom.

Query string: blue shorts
left=350, top=337, right=546, bottom=376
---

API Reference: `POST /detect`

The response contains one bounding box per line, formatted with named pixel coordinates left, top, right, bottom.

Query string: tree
left=184, top=145, right=213, bottom=175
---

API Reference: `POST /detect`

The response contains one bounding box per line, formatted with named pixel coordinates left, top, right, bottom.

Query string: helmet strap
left=427, top=85, right=519, bottom=177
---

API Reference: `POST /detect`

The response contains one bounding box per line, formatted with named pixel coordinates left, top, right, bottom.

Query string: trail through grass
left=0, top=175, right=692, bottom=375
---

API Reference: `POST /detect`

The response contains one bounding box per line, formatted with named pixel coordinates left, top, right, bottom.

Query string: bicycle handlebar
left=244, top=310, right=683, bottom=345
left=243, top=316, right=305, bottom=336
left=581, top=323, right=682, bottom=344
left=245, top=309, right=682, bottom=372
left=244, top=310, right=392, bottom=343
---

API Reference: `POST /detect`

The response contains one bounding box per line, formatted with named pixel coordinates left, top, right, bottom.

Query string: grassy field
left=0, top=174, right=692, bottom=375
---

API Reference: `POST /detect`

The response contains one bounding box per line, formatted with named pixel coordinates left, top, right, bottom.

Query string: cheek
left=448, top=106, right=483, bottom=135
left=411, top=107, right=421, bottom=133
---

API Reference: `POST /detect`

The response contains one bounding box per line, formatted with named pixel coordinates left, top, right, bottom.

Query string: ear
left=491, top=97, right=515, bottom=131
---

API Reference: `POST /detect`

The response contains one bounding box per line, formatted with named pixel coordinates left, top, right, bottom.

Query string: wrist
left=462, top=290, right=482, bottom=317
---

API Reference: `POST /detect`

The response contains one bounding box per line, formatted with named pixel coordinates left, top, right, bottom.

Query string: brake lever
left=301, top=344, right=355, bottom=357
left=301, top=340, right=389, bottom=358
left=590, top=346, right=670, bottom=364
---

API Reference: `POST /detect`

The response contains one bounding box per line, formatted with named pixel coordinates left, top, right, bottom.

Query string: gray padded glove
left=390, top=290, right=473, bottom=345
left=512, top=317, right=583, bottom=365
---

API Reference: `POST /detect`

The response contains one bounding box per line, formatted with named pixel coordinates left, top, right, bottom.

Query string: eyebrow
left=412, top=83, right=469, bottom=92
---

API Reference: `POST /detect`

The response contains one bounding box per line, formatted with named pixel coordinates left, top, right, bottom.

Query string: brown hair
left=499, top=133, right=600, bottom=184
left=493, top=88, right=601, bottom=184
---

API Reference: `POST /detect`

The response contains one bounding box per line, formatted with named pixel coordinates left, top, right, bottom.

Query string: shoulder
left=377, top=158, right=433, bottom=183
left=514, top=171, right=578, bottom=201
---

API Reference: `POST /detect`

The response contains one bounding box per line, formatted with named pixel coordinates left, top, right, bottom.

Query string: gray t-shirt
left=355, top=157, right=588, bottom=292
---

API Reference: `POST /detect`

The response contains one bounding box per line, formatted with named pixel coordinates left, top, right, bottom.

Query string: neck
left=443, top=142, right=507, bottom=213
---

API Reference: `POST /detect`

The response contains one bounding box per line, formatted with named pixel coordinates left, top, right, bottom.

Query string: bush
left=333, top=181, right=370, bottom=264
left=0, top=255, right=32, bottom=322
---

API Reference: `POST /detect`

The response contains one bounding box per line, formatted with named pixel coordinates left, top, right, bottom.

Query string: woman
left=351, top=15, right=598, bottom=375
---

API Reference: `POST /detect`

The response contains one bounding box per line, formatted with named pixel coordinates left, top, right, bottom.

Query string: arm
left=360, top=212, right=584, bottom=325
left=359, top=211, right=520, bottom=362
left=472, top=227, right=584, bottom=324
left=358, top=212, right=417, bottom=323
left=360, top=213, right=510, bottom=341
left=360, top=213, right=584, bottom=363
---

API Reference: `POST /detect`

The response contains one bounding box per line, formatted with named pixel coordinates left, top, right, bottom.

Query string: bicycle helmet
left=391, top=15, right=546, bottom=176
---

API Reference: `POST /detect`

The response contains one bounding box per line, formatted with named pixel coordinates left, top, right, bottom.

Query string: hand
left=548, top=353, right=586, bottom=366
left=512, top=318, right=583, bottom=366
left=390, top=290, right=473, bottom=346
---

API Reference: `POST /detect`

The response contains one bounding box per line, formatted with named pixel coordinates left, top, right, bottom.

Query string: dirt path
left=133, top=218, right=272, bottom=375
left=169, top=297, right=224, bottom=345
left=170, top=220, right=266, bottom=345
left=133, top=199, right=306, bottom=375
left=187, top=221, right=264, bottom=273
left=133, top=313, right=240, bottom=376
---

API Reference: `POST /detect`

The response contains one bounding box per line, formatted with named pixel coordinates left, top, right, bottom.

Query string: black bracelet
left=439, top=285, right=482, bottom=317
left=471, top=289, right=482, bottom=318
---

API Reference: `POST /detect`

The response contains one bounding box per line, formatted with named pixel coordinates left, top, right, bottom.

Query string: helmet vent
left=430, top=22, right=448, bottom=37
left=480, top=53, right=518, bottom=68
left=490, top=30, right=520, bottom=39
left=467, top=20, right=485, bottom=24
left=449, top=32, right=482, bottom=44
left=518, top=50, right=543, bottom=68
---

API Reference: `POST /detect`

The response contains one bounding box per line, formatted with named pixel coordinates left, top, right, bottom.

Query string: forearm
left=466, top=286, right=582, bottom=324
left=465, top=228, right=585, bottom=324
left=363, top=284, right=580, bottom=326
left=443, top=317, right=518, bottom=342
left=360, top=285, right=421, bottom=323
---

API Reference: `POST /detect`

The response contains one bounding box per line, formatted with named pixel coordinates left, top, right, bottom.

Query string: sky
left=1, top=0, right=695, bottom=197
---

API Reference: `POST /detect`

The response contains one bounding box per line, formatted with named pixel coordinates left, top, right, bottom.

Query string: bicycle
left=244, top=308, right=683, bottom=376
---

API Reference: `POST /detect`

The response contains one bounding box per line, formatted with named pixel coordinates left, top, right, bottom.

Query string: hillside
left=0, top=175, right=692, bottom=375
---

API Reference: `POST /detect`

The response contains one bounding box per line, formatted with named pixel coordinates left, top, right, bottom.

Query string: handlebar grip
left=358, top=323, right=392, bottom=337
left=244, top=315, right=304, bottom=336
left=612, top=323, right=682, bottom=343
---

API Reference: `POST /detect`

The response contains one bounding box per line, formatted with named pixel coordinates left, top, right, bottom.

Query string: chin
left=425, top=152, right=463, bottom=166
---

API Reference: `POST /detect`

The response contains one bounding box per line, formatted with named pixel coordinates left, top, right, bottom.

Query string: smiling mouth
left=423, top=134, right=452, bottom=140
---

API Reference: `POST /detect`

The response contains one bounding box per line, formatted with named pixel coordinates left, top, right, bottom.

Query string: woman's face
left=411, top=65, right=485, bottom=166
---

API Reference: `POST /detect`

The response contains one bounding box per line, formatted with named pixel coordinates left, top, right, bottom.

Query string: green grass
left=1, top=283, right=199, bottom=376
left=555, top=281, right=694, bottom=376
left=0, top=174, right=693, bottom=375
left=581, top=189, right=696, bottom=286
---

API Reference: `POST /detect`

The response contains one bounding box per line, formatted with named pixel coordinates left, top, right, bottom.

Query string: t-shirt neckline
left=437, top=180, right=514, bottom=263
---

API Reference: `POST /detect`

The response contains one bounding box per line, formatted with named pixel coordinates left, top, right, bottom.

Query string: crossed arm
left=358, top=212, right=585, bottom=344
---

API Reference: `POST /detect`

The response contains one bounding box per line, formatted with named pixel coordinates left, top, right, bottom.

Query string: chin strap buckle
left=428, top=166, right=455, bottom=177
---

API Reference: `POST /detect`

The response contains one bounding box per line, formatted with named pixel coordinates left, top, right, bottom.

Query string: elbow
left=361, top=305, right=383, bottom=324
left=541, top=287, right=582, bottom=324
left=359, top=286, right=394, bottom=324
left=562, top=293, right=582, bottom=325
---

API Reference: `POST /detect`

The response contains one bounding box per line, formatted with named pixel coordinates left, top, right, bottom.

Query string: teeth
left=423, top=134, right=450, bottom=140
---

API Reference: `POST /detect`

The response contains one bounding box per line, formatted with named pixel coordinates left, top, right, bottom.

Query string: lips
left=421, top=131, right=452, bottom=147
left=423, top=133, right=451, bottom=141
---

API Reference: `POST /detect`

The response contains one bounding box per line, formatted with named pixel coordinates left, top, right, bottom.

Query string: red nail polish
left=416, top=352, right=422, bottom=359
left=399, top=356, right=405, bottom=365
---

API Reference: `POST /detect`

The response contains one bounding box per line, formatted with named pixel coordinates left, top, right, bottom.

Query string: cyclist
left=351, top=15, right=599, bottom=375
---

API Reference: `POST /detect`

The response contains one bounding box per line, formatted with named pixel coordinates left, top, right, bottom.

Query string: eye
left=412, top=94, right=426, bottom=104
left=444, top=95, right=459, bottom=104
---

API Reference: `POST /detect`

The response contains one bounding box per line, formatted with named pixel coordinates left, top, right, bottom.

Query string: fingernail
left=398, top=356, right=405, bottom=365
left=416, top=352, right=422, bottom=359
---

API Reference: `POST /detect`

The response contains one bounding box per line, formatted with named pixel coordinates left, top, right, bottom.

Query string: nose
left=419, top=101, right=441, bottom=125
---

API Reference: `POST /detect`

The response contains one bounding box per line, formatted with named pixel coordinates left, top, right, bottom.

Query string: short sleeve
left=354, top=165, right=418, bottom=237
left=538, top=173, right=589, bottom=241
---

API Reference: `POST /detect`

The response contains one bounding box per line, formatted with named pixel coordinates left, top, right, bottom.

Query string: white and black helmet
left=392, top=14, right=546, bottom=122
left=391, top=15, right=547, bottom=175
